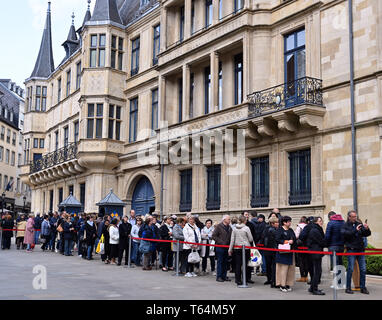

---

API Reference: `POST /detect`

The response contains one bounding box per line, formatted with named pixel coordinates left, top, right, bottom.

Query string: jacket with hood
left=325, top=214, right=345, bottom=247
left=229, top=223, right=254, bottom=253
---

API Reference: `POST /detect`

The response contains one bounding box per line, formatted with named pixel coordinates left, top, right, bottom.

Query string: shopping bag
left=99, top=242, right=105, bottom=255
left=248, top=249, right=262, bottom=267
left=96, top=240, right=101, bottom=254
left=187, top=249, right=200, bottom=264
left=278, top=243, right=291, bottom=253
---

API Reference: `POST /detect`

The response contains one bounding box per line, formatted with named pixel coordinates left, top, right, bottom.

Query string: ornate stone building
left=21, top=0, right=382, bottom=247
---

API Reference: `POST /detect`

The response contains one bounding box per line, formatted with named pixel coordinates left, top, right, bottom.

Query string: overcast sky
left=0, top=0, right=96, bottom=88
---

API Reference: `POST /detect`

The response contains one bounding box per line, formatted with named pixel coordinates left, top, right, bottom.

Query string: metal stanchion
left=238, top=245, right=249, bottom=288
left=333, top=250, right=337, bottom=300
left=0, top=227, right=2, bottom=249
left=127, top=235, right=135, bottom=268
left=173, top=240, right=181, bottom=277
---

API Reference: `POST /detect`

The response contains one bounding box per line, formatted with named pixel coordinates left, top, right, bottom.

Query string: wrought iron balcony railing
left=30, top=142, right=78, bottom=174
left=248, top=77, right=323, bottom=117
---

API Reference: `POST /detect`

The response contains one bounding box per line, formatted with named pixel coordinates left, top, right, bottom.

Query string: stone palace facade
left=20, top=0, right=382, bottom=247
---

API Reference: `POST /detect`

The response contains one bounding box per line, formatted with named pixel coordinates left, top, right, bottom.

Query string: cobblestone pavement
left=0, top=245, right=381, bottom=300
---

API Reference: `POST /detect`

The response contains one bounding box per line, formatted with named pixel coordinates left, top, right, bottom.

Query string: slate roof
left=30, top=2, right=55, bottom=79
left=119, top=0, right=158, bottom=26
left=59, top=194, right=83, bottom=208
left=96, top=189, right=126, bottom=207
left=90, top=0, right=123, bottom=25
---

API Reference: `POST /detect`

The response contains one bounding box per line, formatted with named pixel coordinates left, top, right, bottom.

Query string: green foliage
left=341, top=244, right=382, bottom=276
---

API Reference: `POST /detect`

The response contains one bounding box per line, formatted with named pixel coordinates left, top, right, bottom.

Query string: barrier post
left=238, top=245, right=249, bottom=288
left=333, top=250, right=337, bottom=300
left=127, top=235, right=134, bottom=268
left=0, top=227, right=2, bottom=249
left=173, top=240, right=181, bottom=277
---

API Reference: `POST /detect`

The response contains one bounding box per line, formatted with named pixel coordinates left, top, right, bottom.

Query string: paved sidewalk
left=0, top=246, right=381, bottom=300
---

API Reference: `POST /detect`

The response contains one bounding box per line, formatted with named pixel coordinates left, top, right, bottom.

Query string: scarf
left=87, top=221, right=94, bottom=227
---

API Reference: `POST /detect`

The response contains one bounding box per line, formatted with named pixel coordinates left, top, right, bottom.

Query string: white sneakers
left=185, top=272, right=198, bottom=277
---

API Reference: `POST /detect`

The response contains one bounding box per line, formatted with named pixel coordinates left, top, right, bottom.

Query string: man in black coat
left=118, top=215, right=132, bottom=266
left=306, top=217, right=326, bottom=295
left=341, top=210, right=371, bottom=294
left=299, top=216, right=315, bottom=283
left=85, top=216, right=97, bottom=260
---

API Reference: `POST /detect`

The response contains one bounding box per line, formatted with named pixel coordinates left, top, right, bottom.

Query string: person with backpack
left=262, top=216, right=279, bottom=287
left=306, top=217, right=327, bottom=295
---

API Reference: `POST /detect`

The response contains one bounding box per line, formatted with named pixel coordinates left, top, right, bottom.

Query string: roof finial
left=72, top=12, right=75, bottom=25
left=48, top=1, right=51, bottom=13
left=87, top=0, right=91, bottom=10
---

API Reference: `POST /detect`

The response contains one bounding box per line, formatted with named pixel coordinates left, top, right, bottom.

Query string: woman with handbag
left=201, top=219, right=216, bottom=275
left=228, top=215, right=254, bottom=286
left=183, top=216, right=201, bottom=278
left=275, top=215, right=297, bottom=292
left=140, top=216, right=155, bottom=270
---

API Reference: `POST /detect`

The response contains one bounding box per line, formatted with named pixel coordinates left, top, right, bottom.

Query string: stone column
left=182, top=64, right=190, bottom=121
left=185, top=0, right=192, bottom=39
left=160, top=7, right=167, bottom=52
left=210, top=51, right=219, bottom=112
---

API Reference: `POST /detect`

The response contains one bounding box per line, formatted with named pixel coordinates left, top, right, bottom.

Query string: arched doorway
left=131, top=176, right=155, bottom=216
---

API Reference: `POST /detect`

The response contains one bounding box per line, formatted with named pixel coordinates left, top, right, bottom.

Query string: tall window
left=12, top=132, right=16, bottom=146
left=76, top=61, right=82, bottom=89
left=218, top=62, right=223, bottom=110
left=111, top=35, right=124, bottom=70
left=180, top=6, right=185, bottom=41
left=251, top=156, right=269, bottom=208
left=191, top=1, right=195, bottom=34
left=289, top=148, right=311, bottom=205
left=42, top=86, right=47, bottom=111
left=204, top=67, right=211, bottom=114
left=49, top=190, right=54, bottom=212
left=178, top=78, right=183, bottom=123
left=57, top=78, right=62, bottom=103
left=108, top=105, right=122, bottom=140
left=131, top=37, right=140, bottom=76
left=234, top=53, right=243, bottom=105
left=180, top=169, right=192, bottom=212
left=189, top=73, right=194, bottom=118
left=80, top=183, right=86, bottom=208
left=129, top=98, right=138, bottom=142
left=58, top=187, right=63, bottom=205
left=74, top=121, right=79, bottom=142
left=11, top=152, right=15, bottom=166
left=90, top=34, right=97, bottom=67
left=219, top=0, right=223, bottom=19
left=153, top=25, right=160, bottom=65
left=39, top=139, right=44, bottom=149
left=6, top=129, right=10, bottom=143
left=99, top=34, right=106, bottom=67
left=69, top=185, right=74, bottom=196
left=5, top=149, right=9, bottom=164
left=234, top=0, right=244, bottom=12
left=33, top=138, right=39, bottom=148
left=206, top=0, right=213, bottom=27
left=66, top=69, right=71, bottom=97
left=0, top=126, right=4, bottom=140
left=0, top=147, right=3, bottom=161
left=55, top=131, right=59, bottom=150
left=284, top=28, right=305, bottom=106
left=63, top=126, right=69, bottom=147
left=206, top=165, right=221, bottom=210
left=151, top=88, right=158, bottom=131
left=36, top=86, right=41, bottom=111
left=86, top=104, right=103, bottom=139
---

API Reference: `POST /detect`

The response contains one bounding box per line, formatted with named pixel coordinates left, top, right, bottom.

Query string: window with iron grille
left=289, top=148, right=311, bottom=205
left=250, top=156, right=269, bottom=208
left=206, top=165, right=221, bottom=210
left=180, top=169, right=192, bottom=212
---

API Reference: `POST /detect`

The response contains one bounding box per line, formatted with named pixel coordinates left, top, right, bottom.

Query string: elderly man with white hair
left=212, top=214, right=232, bottom=282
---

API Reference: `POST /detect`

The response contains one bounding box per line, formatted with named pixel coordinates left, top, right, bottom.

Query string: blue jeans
left=49, top=231, right=56, bottom=250
left=87, top=245, right=94, bottom=259
left=329, top=246, right=344, bottom=269
left=131, top=241, right=139, bottom=264
left=34, top=230, right=41, bottom=244
left=261, top=251, right=267, bottom=273
left=215, top=247, right=229, bottom=280
left=64, top=239, right=72, bottom=256
left=346, top=250, right=366, bottom=289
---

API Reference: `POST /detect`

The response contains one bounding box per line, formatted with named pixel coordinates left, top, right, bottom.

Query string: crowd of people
left=0, top=208, right=372, bottom=295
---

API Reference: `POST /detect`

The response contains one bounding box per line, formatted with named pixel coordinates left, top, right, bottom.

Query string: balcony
left=27, top=142, right=85, bottom=186
left=247, top=77, right=325, bottom=135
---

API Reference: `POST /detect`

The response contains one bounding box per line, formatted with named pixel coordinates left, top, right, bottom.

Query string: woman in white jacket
left=183, top=216, right=201, bottom=277
left=109, top=219, right=120, bottom=265
left=201, top=219, right=215, bottom=275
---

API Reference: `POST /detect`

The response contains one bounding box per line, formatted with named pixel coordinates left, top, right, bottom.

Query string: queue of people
left=0, top=208, right=372, bottom=295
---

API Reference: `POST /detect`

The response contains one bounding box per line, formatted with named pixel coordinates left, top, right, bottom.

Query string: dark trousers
left=50, top=231, right=57, bottom=250
left=298, top=253, right=310, bottom=277
left=215, top=247, right=229, bottom=280
left=110, top=244, right=119, bottom=260
left=162, top=245, right=174, bottom=268
left=184, top=249, right=195, bottom=273
left=101, top=242, right=111, bottom=261
left=265, top=253, right=276, bottom=284
left=41, top=235, right=51, bottom=250
left=310, top=257, right=323, bottom=291
left=118, top=238, right=129, bottom=265
left=202, top=256, right=216, bottom=272
left=16, top=237, right=25, bottom=249
left=59, top=233, right=64, bottom=253
left=177, top=250, right=187, bottom=273
left=1, top=236, right=11, bottom=249
left=234, top=249, right=251, bottom=284
left=64, top=239, right=73, bottom=256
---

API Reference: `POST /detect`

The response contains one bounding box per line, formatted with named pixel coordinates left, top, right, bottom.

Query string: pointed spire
left=90, top=0, right=123, bottom=25
left=83, top=0, right=92, bottom=25
left=63, top=12, right=79, bottom=59
left=30, top=1, right=55, bottom=79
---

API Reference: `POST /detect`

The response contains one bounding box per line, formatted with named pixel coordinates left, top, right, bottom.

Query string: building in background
left=20, top=0, right=382, bottom=247
left=0, top=79, right=31, bottom=215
